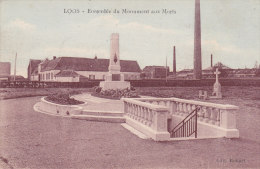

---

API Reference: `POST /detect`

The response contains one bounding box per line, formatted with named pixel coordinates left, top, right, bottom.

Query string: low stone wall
left=38, top=97, right=84, bottom=116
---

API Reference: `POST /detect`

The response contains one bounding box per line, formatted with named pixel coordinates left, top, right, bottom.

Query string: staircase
left=71, top=110, right=125, bottom=123
left=170, top=107, right=200, bottom=138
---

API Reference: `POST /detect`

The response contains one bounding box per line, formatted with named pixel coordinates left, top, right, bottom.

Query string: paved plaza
left=72, top=93, right=124, bottom=112
left=0, top=95, right=260, bottom=169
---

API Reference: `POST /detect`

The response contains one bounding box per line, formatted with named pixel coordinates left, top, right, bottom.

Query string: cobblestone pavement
left=0, top=96, right=260, bottom=169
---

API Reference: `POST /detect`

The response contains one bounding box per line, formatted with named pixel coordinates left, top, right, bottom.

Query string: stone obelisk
left=109, top=33, right=120, bottom=73
left=193, top=0, right=202, bottom=79
left=99, top=33, right=130, bottom=90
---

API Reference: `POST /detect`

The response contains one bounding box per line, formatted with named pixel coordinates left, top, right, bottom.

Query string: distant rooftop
left=39, top=57, right=141, bottom=73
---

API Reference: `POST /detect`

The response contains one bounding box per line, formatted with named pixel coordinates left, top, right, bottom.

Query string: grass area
left=135, top=86, right=260, bottom=100
left=0, top=88, right=93, bottom=100
left=1, top=86, right=259, bottom=110
left=1, top=86, right=260, bottom=102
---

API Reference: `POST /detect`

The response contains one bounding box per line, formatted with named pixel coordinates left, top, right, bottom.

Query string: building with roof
left=27, top=59, right=41, bottom=81
left=142, top=66, right=170, bottom=79
left=175, top=62, right=259, bottom=79
left=28, top=56, right=141, bottom=82
left=0, top=62, right=11, bottom=81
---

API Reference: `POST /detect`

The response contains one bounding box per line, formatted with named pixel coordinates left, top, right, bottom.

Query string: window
left=89, top=75, right=95, bottom=80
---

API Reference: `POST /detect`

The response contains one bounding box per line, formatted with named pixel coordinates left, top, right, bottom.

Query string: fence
left=0, top=81, right=101, bottom=88
left=1, top=78, right=259, bottom=88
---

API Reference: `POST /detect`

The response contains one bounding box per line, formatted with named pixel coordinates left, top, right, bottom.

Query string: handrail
left=170, top=106, right=200, bottom=138
left=135, top=97, right=238, bottom=110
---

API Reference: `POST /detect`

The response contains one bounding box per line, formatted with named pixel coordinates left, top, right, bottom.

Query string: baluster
left=131, top=103, right=134, bottom=119
left=128, top=103, right=132, bottom=118
left=185, top=104, right=189, bottom=115
left=135, top=105, right=138, bottom=121
left=147, top=109, right=150, bottom=126
left=191, top=105, right=196, bottom=117
left=137, top=105, right=141, bottom=121
left=170, top=101, right=175, bottom=115
left=128, top=103, right=131, bottom=117
left=133, top=105, right=137, bottom=120
left=204, top=107, right=210, bottom=123
left=187, top=104, right=191, bottom=114
left=143, top=108, right=147, bottom=125
left=209, top=108, right=216, bottom=125
left=175, top=102, right=179, bottom=115
left=125, top=103, right=128, bottom=116
left=148, top=109, right=152, bottom=126
left=216, top=109, right=221, bottom=126
left=177, top=102, right=181, bottom=115
left=138, top=107, right=142, bottom=124
left=198, top=106, right=205, bottom=121
left=182, top=103, right=186, bottom=115
left=140, top=106, right=144, bottom=123
left=137, top=105, right=141, bottom=122
left=179, top=103, right=183, bottom=116
left=151, top=110, right=155, bottom=127
left=124, top=102, right=127, bottom=114
left=184, top=103, right=188, bottom=115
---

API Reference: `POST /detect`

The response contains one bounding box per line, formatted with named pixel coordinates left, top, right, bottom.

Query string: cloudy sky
left=0, top=0, right=259, bottom=77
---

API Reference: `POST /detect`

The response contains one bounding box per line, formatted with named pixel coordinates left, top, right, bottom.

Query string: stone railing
left=122, top=97, right=239, bottom=140
left=122, top=98, right=170, bottom=141
left=136, top=98, right=239, bottom=130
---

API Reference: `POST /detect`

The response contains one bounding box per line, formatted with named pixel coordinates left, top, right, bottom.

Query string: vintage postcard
left=0, top=0, right=259, bottom=168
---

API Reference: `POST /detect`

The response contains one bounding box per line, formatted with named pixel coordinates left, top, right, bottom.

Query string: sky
left=0, top=0, right=260, bottom=77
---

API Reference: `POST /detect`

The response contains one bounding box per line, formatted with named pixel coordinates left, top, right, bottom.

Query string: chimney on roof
left=53, top=56, right=56, bottom=60
left=94, top=55, right=97, bottom=59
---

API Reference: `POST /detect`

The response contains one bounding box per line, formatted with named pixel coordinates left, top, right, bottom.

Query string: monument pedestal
left=99, top=81, right=130, bottom=90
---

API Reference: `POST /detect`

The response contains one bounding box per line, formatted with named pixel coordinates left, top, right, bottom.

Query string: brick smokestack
left=173, top=46, right=176, bottom=75
left=211, top=54, right=213, bottom=67
left=193, top=0, right=202, bottom=79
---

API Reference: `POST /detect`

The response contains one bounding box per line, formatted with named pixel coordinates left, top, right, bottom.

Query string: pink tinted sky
left=0, top=0, right=259, bottom=77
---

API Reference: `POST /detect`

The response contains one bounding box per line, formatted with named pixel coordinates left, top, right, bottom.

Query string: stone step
left=71, top=114, right=126, bottom=123
left=76, top=110, right=124, bottom=117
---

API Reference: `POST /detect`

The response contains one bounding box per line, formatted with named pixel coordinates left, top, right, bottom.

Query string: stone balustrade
left=122, top=97, right=239, bottom=140
left=122, top=98, right=170, bottom=141
left=136, top=98, right=239, bottom=130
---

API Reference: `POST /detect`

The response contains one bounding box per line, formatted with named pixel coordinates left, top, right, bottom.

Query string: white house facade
left=28, top=56, right=141, bottom=82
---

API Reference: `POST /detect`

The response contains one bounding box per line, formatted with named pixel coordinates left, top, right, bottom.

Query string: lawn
left=0, top=88, right=93, bottom=100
